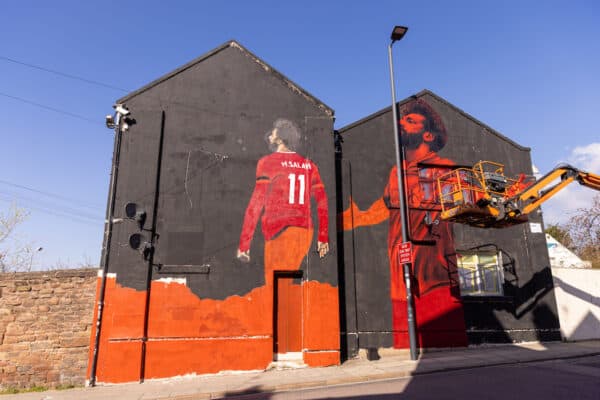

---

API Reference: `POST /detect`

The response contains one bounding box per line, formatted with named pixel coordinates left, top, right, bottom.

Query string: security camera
left=105, top=115, right=116, bottom=129
left=114, top=104, right=130, bottom=116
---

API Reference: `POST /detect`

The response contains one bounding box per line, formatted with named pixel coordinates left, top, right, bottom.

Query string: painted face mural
left=342, top=99, right=467, bottom=348
left=399, top=113, right=427, bottom=150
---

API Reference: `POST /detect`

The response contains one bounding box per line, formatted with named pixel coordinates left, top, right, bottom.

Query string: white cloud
left=570, top=143, right=600, bottom=172
left=540, top=142, right=600, bottom=225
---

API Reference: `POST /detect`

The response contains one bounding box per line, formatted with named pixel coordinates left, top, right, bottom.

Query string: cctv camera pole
left=89, top=106, right=125, bottom=386
left=388, top=26, right=418, bottom=361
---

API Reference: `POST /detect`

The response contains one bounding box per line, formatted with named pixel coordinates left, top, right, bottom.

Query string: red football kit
left=384, top=151, right=467, bottom=348
left=384, top=152, right=455, bottom=298
left=239, top=151, right=328, bottom=253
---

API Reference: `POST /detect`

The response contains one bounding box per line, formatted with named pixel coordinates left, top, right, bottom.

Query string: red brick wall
left=0, top=269, right=96, bottom=390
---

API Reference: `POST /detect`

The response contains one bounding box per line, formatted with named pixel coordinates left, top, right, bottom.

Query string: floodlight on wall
left=105, top=115, right=116, bottom=129
left=390, top=26, right=408, bottom=42
left=114, top=104, right=130, bottom=116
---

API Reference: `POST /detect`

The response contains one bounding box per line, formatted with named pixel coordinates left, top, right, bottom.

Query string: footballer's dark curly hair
left=401, top=99, right=447, bottom=152
left=271, top=118, right=301, bottom=151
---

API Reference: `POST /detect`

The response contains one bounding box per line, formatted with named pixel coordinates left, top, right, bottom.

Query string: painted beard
left=400, top=128, right=425, bottom=150
left=264, top=130, right=279, bottom=152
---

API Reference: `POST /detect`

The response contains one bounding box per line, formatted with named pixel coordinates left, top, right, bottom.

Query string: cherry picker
left=436, top=161, right=600, bottom=228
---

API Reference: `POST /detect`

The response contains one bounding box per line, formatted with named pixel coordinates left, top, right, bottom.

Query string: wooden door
left=274, top=271, right=303, bottom=356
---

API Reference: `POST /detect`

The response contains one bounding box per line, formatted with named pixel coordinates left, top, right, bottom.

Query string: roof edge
left=116, top=40, right=334, bottom=117
left=338, top=89, right=530, bottom=152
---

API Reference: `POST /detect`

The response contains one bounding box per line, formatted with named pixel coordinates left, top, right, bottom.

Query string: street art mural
left=87, top=41, right=339, bottom=384
left=89, top=117, right=339, bottom=383
left=88, top=42, right=561, bottom=383
left=237, top=118, right=330, bottom=277
left=342, top=99, right=468, bottom=348
left=237, top=118, right=333, bottom=359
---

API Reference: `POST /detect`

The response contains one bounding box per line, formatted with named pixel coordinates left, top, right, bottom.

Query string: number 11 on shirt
left=288, top=173, right=305, bottom=205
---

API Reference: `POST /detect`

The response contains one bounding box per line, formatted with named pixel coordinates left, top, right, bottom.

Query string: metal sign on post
left=397, top=241, right=413, bottom=264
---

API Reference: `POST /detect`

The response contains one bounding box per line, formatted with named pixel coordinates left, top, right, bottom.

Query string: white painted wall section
left=552, top=268, right=600, bottom=341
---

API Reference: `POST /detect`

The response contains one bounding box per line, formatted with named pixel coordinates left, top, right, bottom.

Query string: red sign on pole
left=397, top=242, right=413, bottom=264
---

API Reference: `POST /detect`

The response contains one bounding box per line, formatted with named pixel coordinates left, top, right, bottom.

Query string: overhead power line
left=0, top=185, right=104, bottom=222
left=0, top=179, right=104, bottom=210
left=0, top=53, right=299, bottom=127
left=0, top=195, right=103, bottom=226
left=0, top=91, right=101, bottom=125
left=0, top=55, right=129, bottom=92
left=0, top=189, right=102, bottom=222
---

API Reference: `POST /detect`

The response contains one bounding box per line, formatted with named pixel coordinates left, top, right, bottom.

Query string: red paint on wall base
left=303, top=351, right=340, bottom=367
left=392, top=286, right=468, bottom=348
left=87, top=277, right=149, bottom=383
left=145, top=338, right=273, bottom=378
left=97, top=341, right=143, bottom=383
left=303, top=281, right=340, bottom=351
left=88, top=276, right=339, bottom=383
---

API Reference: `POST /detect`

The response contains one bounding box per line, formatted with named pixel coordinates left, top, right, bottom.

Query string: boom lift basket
left=437, top=161, right=534, bottom=228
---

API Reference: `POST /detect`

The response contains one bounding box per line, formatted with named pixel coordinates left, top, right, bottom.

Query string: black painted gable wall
left=337, top=91, right=561, bottom=356
left=104, top=42, right=337, bottom=298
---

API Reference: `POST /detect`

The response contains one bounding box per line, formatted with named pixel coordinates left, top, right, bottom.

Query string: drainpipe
left=140, top=110, right=166, bottom=382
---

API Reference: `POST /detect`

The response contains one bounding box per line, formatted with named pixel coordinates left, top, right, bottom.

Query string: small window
left=457, top=252, right=504, bottom=296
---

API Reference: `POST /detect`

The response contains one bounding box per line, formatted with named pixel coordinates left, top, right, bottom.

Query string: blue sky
left=1, top=1, right=598, bottom=268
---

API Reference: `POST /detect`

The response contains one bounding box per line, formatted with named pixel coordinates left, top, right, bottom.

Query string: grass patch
left=0, top=384, right=78, bottom=395
left=1, top=386, right=47, bottom=395
left=56, top=384, right=77, bottom=390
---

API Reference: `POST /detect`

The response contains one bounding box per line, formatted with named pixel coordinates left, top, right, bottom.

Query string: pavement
left=4, top=340, right=600, bottom=400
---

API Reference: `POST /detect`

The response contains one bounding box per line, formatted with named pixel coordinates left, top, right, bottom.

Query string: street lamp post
left=387, top=25, right=419, bottom=360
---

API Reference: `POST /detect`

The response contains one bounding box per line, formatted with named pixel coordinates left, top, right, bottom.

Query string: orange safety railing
left=437, top=161, right=535, bottom=215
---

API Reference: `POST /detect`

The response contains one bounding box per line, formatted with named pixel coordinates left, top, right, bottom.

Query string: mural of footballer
left=342, top=99, right=467, bottom=347
left=237, top=118, right=329, bottom=287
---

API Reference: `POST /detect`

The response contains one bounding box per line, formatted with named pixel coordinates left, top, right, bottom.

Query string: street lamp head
left=391, top=26, right=408, bottom=42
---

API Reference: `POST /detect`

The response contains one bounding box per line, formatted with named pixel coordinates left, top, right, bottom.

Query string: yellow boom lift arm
left=437, top=161, right=600, bottom=228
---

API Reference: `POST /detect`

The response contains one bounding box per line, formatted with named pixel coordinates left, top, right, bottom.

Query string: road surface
left=218, top=355, right=600, bottom=399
